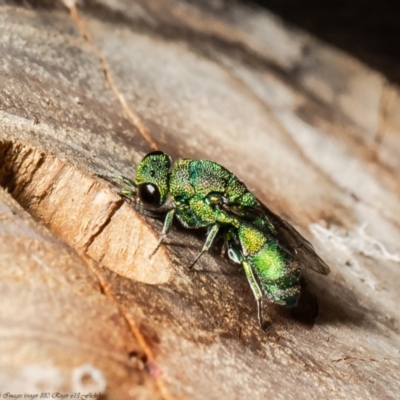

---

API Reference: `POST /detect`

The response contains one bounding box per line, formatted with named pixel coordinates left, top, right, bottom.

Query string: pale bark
left=0, top=1, right=399, bottom=399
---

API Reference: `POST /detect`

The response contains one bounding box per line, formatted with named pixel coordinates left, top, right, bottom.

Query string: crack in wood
left=0, top=138, right=174, bottom=399
left=82, top=196, right=124, bottom=253
left=82, top=254, right=173, bottom=400
left=65, top=2, right=159, bottom=152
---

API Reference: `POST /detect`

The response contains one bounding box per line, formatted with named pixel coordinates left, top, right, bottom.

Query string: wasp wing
left=222, top=200, right=330, bottom=275
left=253, top=202, right=330, bottom=275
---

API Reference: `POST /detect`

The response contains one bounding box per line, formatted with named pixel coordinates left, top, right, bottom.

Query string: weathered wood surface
left=1, top=1, right=399, bottom=399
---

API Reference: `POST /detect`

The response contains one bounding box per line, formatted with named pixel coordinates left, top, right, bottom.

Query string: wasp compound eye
left=138, top=183, right=161, bottom=207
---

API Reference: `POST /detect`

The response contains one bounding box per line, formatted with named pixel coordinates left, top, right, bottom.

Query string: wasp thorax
left=135, top=151, right=171, bottom=207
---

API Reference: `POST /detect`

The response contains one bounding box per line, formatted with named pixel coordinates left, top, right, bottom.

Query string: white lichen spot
left=72, top=364, right=106, bottom=394
left=310, top=222, right=400, bottom=290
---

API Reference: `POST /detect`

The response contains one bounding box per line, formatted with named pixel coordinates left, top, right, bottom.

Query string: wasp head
left=135, top=151, right=171, bottom=208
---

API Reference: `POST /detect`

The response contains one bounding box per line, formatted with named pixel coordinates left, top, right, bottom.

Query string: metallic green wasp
left=107, top=151, right=330, bottom=329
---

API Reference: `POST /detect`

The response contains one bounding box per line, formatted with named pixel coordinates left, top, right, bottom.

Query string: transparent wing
left=223, top=200, right=330, bottom=275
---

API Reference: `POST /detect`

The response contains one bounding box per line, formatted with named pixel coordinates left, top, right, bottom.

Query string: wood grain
left=0, top=1, right=399, bottom=399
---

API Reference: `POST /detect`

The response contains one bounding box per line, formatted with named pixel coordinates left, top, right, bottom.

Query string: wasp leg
left=242, top=260, right=265, bottom=330
left=96, top=173, right=137, bottom=188
left=149, top=209, right=175, bottom=258
left=119, top=189, right=136, bottom=198
left=189, top=224, right=220, bottom=269
left=113, top=174, right=137, bottom=188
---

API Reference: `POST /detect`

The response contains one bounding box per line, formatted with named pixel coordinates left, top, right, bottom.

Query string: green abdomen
left=249, top=244, right=300, bottom=306
left=238, top=225, right=301, bottom=306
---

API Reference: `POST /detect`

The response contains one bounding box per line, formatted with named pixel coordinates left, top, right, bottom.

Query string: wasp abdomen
left=238, top=224, right=301, bottom=306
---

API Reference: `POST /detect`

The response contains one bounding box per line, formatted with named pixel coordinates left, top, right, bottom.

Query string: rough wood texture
left=0, top=1, right=399, bottom=399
